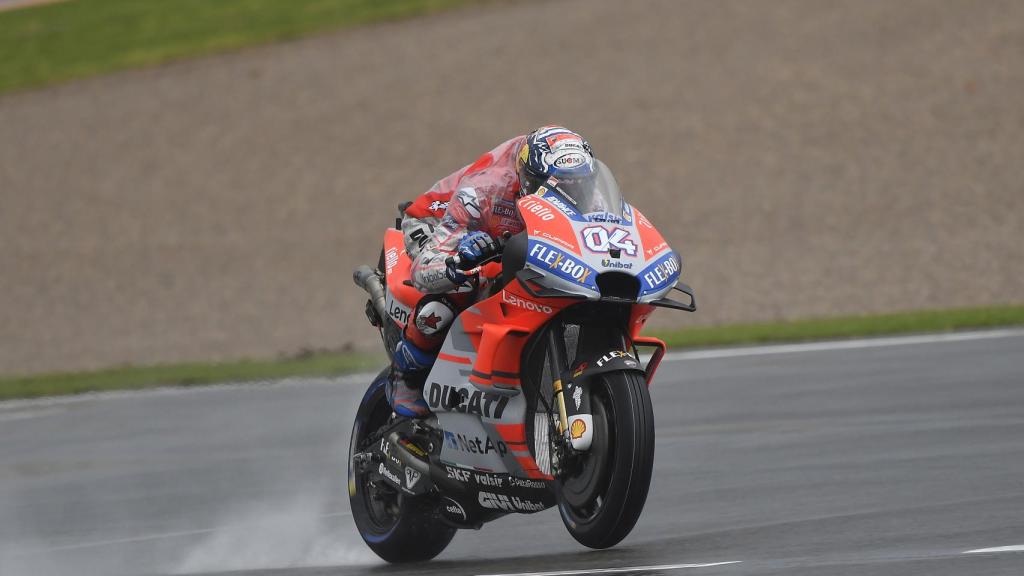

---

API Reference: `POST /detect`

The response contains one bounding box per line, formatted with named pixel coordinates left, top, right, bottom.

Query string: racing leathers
left=388, top=136, right=528, bottom=417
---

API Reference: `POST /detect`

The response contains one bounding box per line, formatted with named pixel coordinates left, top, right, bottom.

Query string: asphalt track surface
left=2, top=330, right=1023, bottom=576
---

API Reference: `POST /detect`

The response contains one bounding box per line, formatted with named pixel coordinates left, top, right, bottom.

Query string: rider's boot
left=386, top=337, right=435, bottom=418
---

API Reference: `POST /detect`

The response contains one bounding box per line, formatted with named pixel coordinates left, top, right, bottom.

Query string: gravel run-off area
left=1, top=0, right=1021, bottom=374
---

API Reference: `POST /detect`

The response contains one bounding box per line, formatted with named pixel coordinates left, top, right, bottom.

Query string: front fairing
left=517, top=188, right=682, bottom=303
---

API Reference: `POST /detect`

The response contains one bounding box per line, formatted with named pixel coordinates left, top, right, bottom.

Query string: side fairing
left=382, top=229, right=423, bottom=328
left=422, top=296, right=561, bottom=480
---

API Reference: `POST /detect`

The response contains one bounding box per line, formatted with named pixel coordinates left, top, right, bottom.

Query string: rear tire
left=347, top=369, right=456, bottom=563
left=557, top=370, right=655, bottom=548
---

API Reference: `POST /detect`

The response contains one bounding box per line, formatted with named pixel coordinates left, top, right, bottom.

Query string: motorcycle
left=350, top=160, right=695, bottom=562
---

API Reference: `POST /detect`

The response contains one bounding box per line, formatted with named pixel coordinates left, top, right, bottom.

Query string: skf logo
left=570, top=418, right=587, bottom=440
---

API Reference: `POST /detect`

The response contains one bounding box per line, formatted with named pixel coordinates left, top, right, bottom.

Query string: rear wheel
left=347, top=370, right=456, bottom=562
left=557, top=370, right=655, bottom=548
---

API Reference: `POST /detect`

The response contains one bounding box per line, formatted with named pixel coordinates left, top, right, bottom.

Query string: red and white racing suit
left=398, top=135, right=527, bottom=351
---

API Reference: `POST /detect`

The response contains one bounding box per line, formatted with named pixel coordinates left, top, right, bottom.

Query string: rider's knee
left=402, top=296, right=458, bottom=354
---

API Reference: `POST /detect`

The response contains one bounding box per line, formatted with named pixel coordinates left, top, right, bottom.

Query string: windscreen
left=543, top=160, right=624, bottom=218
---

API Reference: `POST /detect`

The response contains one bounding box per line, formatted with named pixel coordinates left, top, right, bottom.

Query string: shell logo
left=570, top=418, right=587, bottom=440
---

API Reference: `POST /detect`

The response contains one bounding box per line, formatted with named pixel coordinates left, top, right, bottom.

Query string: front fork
left=547, top=328, right=571, bottom=440
left=546, top=327, right=594, bottom=462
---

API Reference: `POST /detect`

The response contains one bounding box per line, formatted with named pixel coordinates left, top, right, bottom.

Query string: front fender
left=561, top=350, right=645, bottom=451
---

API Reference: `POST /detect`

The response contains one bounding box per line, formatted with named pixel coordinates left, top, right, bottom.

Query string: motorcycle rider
left=389, top=126, right=597, bottom=417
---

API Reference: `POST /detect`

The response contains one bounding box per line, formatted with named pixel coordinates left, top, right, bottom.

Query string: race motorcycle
left=350, top=161, right=695, bottom=562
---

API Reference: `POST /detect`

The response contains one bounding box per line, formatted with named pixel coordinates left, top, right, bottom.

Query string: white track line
left=964, top=544, right=1024, bottom=554
left=661, top=328, right=1024, bottom=362
left=477, top=562, right=743, bottom=576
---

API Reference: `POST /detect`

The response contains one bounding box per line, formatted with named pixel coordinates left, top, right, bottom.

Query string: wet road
left=2, top=330, right=1023, bottom=575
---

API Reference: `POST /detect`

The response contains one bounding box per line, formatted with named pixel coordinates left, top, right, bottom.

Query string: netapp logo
left=443, top=431, right=509, bottom=457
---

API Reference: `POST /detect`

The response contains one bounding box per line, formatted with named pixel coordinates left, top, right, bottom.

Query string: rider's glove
left=445, top=231, right=498, bottom=285
left=457, top=231, right=499, bottom=267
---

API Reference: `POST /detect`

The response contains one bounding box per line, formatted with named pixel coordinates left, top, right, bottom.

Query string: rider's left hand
left=456, top=231, right=499, bottom=268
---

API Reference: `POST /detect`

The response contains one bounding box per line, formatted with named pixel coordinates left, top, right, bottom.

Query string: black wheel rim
left=355, top=397, right=401, bottom=535
left=560, top=388, right=614, bottom=520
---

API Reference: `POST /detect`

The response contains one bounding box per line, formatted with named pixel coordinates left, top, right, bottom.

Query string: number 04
left=581, top=226, right=638, bottom=256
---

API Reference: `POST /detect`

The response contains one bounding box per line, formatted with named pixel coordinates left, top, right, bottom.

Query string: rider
left=389, top=125, right=597, bottom=417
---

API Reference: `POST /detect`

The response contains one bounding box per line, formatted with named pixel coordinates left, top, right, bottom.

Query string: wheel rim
left=559, top=389, right=613, bottom=519
left=354, top=394, right=401, bottom=535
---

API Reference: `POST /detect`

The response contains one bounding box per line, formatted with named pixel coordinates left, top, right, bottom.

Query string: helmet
left=516, top=126, right=596, bottom=198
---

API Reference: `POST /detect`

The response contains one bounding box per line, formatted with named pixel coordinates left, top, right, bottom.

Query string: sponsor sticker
left=502, top=290, right=553, bottom=314
left=428, top=383, right=511, bottom=419
left=572, top=363, right=587, bottom=378
left=600, top=259, right=633, bottom=270
left=532, top=228, right=576, bottom=251
left=385, top=293, right=411, bottom=325
left=478, top=491, right=546, bottom=512
left=640, top=251, right=680, bottom=293
left=405, top=467, right=421, bottom=489
left=508, top=476, right=546, bottom=490
left=570, top=418, right=587, bottom=440
left=459, top=188, right=482, bottom=219
left=645, top=241, right=669, bottom=257
left=473, top=473, right=504, bottom=488
left=443, top=431, right=509, bottom=457
left=596, top=350, right=633, bottom=367
left=378, top=462, right=401, bottom=486
left=384, top=247, right=400, bottom=274
left=572, top=386, right=583, bottom=410
left=493, top=199, right=517, bottom=218
left=553, top=153, right=588, bottom=169
left=527, top=242, right=597, bottom=288
left=445, top=465, right=471, bottom=482
left=520, top=198, right=556, bottom=221
left=440, top=497, right=468, bottom=522
left=537, top=191, right=579, bottom=218
left=398, top=437, right=427, bottom=458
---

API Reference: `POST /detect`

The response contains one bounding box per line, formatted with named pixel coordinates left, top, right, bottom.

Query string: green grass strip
left=0, top=351, right=384, bottom=401
left=1, top=304, right=1022, bottom=401
left=0, top=0, right=477, bottom=94
left=652, top=304, right=1024, bottom=349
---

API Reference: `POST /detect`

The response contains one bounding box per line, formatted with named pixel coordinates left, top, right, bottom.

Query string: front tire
left=347, top=369, right=456, bottom=563
left=557, top=370, right=655, bottom=548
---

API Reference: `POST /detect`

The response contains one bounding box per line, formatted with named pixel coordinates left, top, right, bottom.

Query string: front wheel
left=347, top=369, right=456, bottom=563
left=557, top=369, right=655, bottom=548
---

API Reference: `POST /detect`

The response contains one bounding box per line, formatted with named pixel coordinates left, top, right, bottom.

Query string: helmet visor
left=540, top=160, right=623, bottom=218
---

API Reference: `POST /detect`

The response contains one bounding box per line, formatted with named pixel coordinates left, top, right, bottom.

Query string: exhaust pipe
left=353, top=265, right=388, bottom=326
